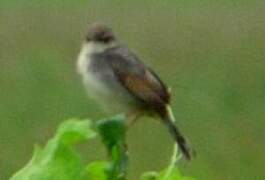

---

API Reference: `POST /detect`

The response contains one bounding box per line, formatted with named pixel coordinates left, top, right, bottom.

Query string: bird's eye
left=102, top=36, right=111, bottom=43
left=98, top=32, right=113, bottom=43
left=86, top=36, right=91, bottom=42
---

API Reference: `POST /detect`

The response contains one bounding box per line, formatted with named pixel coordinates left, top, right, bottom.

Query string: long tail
left=163, top=106, right=192, bottom=160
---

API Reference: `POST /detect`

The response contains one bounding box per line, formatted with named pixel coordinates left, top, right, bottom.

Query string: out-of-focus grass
left=0, top=0, right=265, bottom=179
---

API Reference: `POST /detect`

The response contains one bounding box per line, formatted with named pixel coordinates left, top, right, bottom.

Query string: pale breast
left=77, top=43, right=137, bottom=113
left=77, top=43, right=110, bottom=100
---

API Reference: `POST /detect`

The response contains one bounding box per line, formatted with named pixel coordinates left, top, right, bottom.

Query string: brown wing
left=101, top=46, right=170, bottom=114
left=114, top=68, right=170, bottom=116
left=146, top=67, right=171, bottom=104
left=112, top=62, right=170, bottom=113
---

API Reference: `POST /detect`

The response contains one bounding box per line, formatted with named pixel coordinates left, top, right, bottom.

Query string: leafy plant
left=10, top=116, right=195, bottom=180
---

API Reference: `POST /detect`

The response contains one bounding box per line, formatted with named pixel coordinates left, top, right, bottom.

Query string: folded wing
left=103, top=47, right=170, bottom=115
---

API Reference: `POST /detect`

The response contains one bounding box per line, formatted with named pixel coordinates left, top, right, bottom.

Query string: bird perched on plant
left=77, top=24, right=193, bottom=160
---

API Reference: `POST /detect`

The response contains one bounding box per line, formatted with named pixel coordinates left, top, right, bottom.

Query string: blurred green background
left=1, top=0, right=265, bottom=179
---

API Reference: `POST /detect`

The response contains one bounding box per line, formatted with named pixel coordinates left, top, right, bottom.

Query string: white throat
left=77, top=41, right=113, bottom=75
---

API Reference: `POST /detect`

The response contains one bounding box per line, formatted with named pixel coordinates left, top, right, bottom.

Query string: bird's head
left=85, top=24, right=116, bottom=44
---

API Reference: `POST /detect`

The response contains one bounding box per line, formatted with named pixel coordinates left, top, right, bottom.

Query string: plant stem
left=162, top=106, right=182, bottom=179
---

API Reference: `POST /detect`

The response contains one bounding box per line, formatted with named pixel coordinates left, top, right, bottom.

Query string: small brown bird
left=77, top=24, right=192, bottom=160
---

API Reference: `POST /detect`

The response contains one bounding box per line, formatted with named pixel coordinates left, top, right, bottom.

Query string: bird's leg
left=125, top=109, right=142, bottom=128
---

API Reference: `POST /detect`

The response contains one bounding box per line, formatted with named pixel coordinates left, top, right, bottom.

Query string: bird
left=77, top=24, right=192, bottom=160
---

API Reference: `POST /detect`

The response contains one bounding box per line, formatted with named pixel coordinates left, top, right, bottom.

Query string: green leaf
left=10, top=116, right=195, bottom=180
left=10, top=119, right=96, bottom=180
left=141, top=167, right=195, bottom=180
left=56, top=119, right=97, bottom=144
left=96, top=115, right=128, bottom=180
left=96, top=114, right=126, bottom=151
left=141, top=171, right=159, bottom=180
left=85, top=161, right=109, bottom=180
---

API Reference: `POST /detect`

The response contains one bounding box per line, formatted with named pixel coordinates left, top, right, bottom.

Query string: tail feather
left=165, top=120, right=192, bottom=160
left=163, top=106, right=192, bottom=160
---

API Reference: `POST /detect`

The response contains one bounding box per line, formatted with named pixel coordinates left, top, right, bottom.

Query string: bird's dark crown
left=86, top=24, right=115, bottom=43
